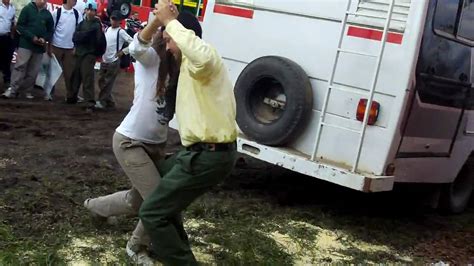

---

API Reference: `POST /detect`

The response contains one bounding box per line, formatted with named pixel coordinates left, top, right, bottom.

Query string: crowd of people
left=0, top=0, right=142, bottom=110
left=2, top=0, right=238, bottom=265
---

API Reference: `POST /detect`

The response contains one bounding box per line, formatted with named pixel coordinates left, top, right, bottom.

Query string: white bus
left=181, top=0, right=474, bottom=213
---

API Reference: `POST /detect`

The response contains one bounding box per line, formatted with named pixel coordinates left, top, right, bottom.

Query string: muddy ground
left=0, top=72, right=473, bottom=264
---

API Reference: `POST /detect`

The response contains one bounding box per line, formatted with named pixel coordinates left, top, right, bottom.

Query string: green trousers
left=139, top=147, right=237, bottom=266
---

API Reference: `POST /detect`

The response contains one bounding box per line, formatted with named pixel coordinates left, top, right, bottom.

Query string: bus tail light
left=356, top=99, right=380, bottom=125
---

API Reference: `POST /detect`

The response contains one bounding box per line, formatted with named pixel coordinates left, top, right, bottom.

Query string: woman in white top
left=83, top=25, right=178, bottom=262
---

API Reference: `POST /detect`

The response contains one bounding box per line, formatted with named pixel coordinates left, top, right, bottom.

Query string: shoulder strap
left=73, top=8, right=79, bottom=25
left=116, top=28, right=120, bottom=52
left=55, top=7, right=62, bottom=29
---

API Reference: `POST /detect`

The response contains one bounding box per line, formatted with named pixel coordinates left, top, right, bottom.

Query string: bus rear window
left=434, top=0, right=461, bottom=36
left=458, top=2, right=474, bottom=41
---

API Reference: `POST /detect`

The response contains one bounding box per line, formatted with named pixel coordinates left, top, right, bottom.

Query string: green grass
left=1, top=162, right=473, bottom=264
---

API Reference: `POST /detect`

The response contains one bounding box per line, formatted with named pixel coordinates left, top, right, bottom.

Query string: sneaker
left=25, top=93, right=34, bottom=99
left=126, top=241, right=155, bottom=266
left=82, top=198, right=120, bottom=225
left=77, top=96, right=84, bottom=103
left=94, top=101, right=105, bottom=110
left=1, top=88, right=17, bottom=99
left=44, top=95, right=53, bottom=101
left=65, top=97, right=77, bottom=104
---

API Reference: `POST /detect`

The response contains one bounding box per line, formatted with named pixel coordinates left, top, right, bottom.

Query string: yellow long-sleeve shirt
left=166, top=20, right=237, bottom=147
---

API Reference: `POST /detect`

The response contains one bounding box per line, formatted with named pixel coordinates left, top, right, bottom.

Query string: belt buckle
left=207, top=143, right=216, bottom=151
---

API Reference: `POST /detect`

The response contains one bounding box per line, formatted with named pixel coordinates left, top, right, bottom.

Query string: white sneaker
left=83, top=198, right=119, bottom=225
left=94, top=101, right=105, bottom=109
left=126, top=241, right=155, bottom=266
left=1, top=88, right=16, bottom=99
left=26, top=93, right=34, bottom=99
left=44, top=95, right=53, bottom=101
left=77, top=96, right=84, bottom=103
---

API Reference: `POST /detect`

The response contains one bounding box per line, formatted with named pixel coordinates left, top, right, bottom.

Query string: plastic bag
left=35, top=53, right=62, bottom=96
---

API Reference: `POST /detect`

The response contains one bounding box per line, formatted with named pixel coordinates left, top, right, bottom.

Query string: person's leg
left=20, top=51, right=43, bottom=95
left=3, top=48, right=33, bottom=97
left=139, top=149, right=237, bottom=265
left=0, top=35, right=13, bottom=86
left=69, top=55, right=83, bottom=103
left=97, top=62, right=108, bottom=107
left=81, top=54, right=97, bottom=108
left=85, top=132, right=165, bottom=249
left=62, top=48, right=75, bottom=99
left=98, top=60, right=120, bottom=108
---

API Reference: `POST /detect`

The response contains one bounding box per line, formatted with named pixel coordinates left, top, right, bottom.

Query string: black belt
left=186, top=142, right=236, bottom=152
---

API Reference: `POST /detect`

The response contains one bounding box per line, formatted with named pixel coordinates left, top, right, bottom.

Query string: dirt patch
left=1, top=73, right=473, bottom=264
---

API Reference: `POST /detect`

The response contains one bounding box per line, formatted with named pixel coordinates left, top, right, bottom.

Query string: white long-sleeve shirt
left=103, top=27, right=133, bottom=63
left=115, top=34, right=168, bottom=144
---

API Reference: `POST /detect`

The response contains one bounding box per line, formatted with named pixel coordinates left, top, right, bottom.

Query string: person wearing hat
left=95, top=11, right=133, bottom=109
left=70, top=0, right=101, bottom=107
left=138, top=0, right=237, bottom=265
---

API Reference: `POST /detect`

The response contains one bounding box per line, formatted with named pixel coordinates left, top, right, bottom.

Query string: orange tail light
left=356, top=99, right=380, bottom=125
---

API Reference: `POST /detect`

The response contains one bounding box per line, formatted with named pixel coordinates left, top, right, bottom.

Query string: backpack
left=55, top=7, right=79, bottom=29
left=115, top=28, right=131, bottom=68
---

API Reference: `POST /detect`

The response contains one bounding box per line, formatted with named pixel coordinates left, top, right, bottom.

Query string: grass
left=1, top=158, right=474, bottom=265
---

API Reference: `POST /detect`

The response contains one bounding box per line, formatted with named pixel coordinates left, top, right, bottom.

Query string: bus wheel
left=439, top=158, right=474, bottom=214
left=234, top=56, right=313, bottom=146
left=107, top=0, right=131, bottom=19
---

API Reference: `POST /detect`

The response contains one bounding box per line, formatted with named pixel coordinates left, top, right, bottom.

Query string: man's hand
left=153, top=0, right=178, bottom=27
left=47, top=44, right=52, bottom=57
left=33, top=36, right=46, bottom=46
left=115, top=50, right=124, bottom=58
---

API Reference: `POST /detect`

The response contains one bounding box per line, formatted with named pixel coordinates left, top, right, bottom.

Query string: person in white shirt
left=0, top=0, right=16, bottom=89
left=48, top=0, right=82, bottom=101
left=83, top=24, right=179, bottom=263
left=95, top=11, right=133, bottom=109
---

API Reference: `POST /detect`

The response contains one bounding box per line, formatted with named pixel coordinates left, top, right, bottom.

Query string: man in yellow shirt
left=138, top=1, right=237, bottom=265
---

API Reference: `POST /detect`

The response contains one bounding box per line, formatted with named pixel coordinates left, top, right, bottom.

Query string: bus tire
left=235, top=56, right=313, bottom=146
left=438, top=158, right=474, bottom=214
left=107, top=0, right=132, bottom=19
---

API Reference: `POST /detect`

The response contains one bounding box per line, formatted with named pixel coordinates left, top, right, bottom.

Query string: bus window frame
left=433, top=0, right=474, bottom=47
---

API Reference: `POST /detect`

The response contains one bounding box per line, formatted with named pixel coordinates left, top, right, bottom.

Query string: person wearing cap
left=70, top=0, right=101, bottom=107
left=95, top=11, right=133, bottom=109
left=138, top=0, right=237, bottom=264
left=1, top=0, right=54, bottom=99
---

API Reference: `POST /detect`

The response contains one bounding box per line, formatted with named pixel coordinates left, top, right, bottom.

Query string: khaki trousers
left=52, top=46, right=75, bottom=98
left=86, top=132, right=165, bottom=247
left=10, top=48, right=43, bottom=95
left=98, top=60, right=120, bottom=107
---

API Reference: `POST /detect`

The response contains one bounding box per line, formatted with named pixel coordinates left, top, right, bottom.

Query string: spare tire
left=107, top=0, right=132, bottom=20
left=235, top=56, right=313, bottom=146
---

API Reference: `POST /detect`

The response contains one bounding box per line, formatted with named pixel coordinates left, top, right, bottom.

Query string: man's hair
left=177, top=12, right=202, bottom=39
left=63, top=0, right=67, bottom=4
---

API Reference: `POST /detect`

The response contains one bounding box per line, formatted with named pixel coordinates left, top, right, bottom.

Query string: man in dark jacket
left=2, top=0, right=53, bottom=99
left=69, top=0, right=101, bottom=108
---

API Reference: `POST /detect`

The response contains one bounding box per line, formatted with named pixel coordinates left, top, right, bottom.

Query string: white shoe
left=44, top=95, right=53, bottom=101
left=126, top=241, right=155, bottom=266
left=1, top=88, right=16, bottom=99
left=77, top=96, right=84, bottom=103
left=94, top=101, right=105, bottom=109
left=26, top=93, right=34, bottom=99
left=83, top=198, right=119, bottom=225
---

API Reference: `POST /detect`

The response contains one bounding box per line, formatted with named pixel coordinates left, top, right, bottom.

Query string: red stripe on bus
left=347, top=26, right=403, bottom=44
left=213, top=4, right=254, bottom=19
